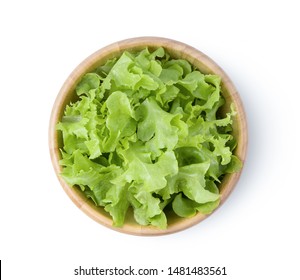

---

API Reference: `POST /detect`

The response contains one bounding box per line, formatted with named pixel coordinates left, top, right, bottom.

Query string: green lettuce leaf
left=112, top=142, right=178, bottom=192
left=103, top=91, right=136, bottom=152
left=136, top=97, right=179, bottom=158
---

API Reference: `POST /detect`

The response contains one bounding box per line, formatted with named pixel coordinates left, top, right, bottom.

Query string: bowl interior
left=49, top=37, right=247, bottom=236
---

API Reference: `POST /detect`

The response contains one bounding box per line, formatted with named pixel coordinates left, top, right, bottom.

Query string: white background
left=0, top=0, right=299, bottom=279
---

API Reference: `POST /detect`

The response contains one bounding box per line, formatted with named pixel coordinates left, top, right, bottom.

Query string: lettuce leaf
left=57, top=47, right=242, bottom=228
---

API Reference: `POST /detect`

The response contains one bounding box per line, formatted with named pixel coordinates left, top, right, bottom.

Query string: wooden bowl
left=49, top=37, right=247, bottom=236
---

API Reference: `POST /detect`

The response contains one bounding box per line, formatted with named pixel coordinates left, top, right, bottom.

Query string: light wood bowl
left=49, top=37, right=247, bottom=236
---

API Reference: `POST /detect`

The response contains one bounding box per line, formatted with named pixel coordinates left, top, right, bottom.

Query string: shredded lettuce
left=57, top=48, right=242, bottom=229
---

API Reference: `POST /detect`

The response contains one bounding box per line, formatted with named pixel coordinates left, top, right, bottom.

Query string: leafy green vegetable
left=57, top=47, right=242, bottom=228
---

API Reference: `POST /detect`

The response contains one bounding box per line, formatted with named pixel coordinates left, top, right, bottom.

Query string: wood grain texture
left=49, top=37, right=248, bottom=236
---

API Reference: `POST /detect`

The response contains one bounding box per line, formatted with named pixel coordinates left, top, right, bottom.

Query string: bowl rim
left=49, top=36, right=248, bottom=236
